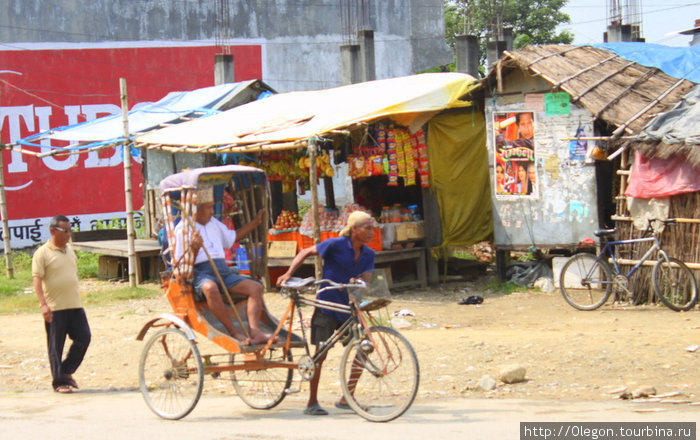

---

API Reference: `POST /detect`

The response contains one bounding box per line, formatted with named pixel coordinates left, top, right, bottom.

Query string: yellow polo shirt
left=31, top=241, right=81, bottom=311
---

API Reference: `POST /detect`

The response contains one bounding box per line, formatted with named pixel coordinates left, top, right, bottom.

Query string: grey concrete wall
left=1, top=0, right=452, bottom=92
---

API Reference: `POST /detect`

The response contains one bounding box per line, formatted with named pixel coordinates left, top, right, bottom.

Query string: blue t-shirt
left=316, top=236, right=375, bottom=322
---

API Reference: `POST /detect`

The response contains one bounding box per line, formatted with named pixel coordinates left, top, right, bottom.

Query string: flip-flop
left=335, top=400, right=369, bottom=412
left=303, top=403, right=328, bottom=416
left=66, top=377, right=79, bottom=389
left=54, top=385, right=73, bottom=394
left=334, top=401, right=352, bottom=410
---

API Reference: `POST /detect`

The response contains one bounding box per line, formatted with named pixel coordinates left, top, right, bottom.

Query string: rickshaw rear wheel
left=139, top=327, right=204, bottom=420
left=229, top=347, right=293, bottom=409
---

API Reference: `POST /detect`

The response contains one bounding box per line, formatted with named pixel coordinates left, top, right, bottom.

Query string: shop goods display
left=271, top=210, right=302, bottom=232
left=348, top=125, right=429, bottom=188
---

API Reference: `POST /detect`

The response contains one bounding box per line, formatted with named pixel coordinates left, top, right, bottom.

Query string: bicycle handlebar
left=280, top=277, right=367, bottom=293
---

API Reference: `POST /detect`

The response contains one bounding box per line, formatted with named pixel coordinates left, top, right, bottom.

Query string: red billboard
left=0, top=43, right=262, bottom=247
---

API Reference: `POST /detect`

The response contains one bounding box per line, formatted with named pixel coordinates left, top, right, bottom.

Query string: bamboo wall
left=613, top=149, right=700, bottom=304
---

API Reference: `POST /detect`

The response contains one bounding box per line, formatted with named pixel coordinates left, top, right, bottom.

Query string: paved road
left=1, top=390, right=697, bottom=440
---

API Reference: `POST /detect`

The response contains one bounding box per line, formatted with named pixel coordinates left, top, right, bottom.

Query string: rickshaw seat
left=196, top=304, right=305, bottom=348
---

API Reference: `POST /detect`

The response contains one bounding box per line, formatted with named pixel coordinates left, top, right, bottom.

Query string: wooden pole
left=308, top=139, right=322, bottom=278
left=1, top=74, right=19, bottom=278
left=120, top=78, right=137, bottom=287
left=0, top=147, right=14, bottom=279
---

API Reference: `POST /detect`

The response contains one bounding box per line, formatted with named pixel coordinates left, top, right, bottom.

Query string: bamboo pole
left=120, top=78, right=137, bottom=287
left=611, top=77, right=687, bottom=139
left=308, top=139, right=322, bottom=278
left=0, top=147, right=13, bottom=279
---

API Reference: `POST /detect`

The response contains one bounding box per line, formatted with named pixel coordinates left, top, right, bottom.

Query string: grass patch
left=83, top=285, right=161, bottom=305
left=0, top=251, right=35, bottom=313
left=484, top=279, right=522, bottom=295
left=0, top=249, right=160, bottom=314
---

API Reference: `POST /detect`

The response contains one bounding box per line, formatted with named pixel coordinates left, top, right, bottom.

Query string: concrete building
left=1, top=0, right=452, bottom=92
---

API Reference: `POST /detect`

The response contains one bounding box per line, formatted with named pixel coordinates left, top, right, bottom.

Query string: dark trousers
left=44, top=308, right=91, bottom=389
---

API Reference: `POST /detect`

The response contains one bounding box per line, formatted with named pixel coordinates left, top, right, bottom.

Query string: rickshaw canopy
left=159, top=164, right=267, bottom=193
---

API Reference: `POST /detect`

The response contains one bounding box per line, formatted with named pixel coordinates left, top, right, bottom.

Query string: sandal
left=303, top=403, right=328, bottom=416
left=54, top=385, right=73, bottom=394
left=334, top=401, right=352, bottom=410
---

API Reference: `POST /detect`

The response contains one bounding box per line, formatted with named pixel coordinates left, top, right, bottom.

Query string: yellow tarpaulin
left=427, top=110, right=493, bottom=248
left=135, top=73, right=478, bottom=148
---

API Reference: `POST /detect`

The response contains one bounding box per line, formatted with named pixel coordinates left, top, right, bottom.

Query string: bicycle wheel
left=339, top=326, right=419, bottom=422
left=139, top=327, right=204, bottom=420
left=559, top=253, right=613, bottom=311
left=653, top=256, right=698, bottom=312
left=230, top=347, right=293, bottom=409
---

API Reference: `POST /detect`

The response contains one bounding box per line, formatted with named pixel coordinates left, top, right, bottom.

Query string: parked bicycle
left=559, top=218, right=698, bottom=312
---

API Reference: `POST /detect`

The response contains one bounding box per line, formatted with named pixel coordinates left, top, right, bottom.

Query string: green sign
left=545, top=92, right=570, bottom=115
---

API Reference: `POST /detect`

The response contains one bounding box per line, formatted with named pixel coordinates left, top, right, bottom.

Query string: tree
left=443, top=0, right=573, bottom=69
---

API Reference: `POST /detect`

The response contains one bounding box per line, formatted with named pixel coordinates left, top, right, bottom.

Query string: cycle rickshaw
left=136, top=165, right=419, bottom=422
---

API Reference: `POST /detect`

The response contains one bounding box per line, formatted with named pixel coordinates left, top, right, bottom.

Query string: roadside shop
left=481, top=44, right=698, bottom=300
left=134, top=73, right=493, bottom=288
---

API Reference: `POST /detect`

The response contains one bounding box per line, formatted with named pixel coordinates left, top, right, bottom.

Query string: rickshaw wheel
left=229, top=347, right=293, bottom=409
left=139, top=327, right=204, bottom=420
left=339, top=326, right=420, bottom=422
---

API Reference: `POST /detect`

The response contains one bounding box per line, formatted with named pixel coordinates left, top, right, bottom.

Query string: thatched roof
left=623, top=84, right=700, bottom=168
left=491, top=44, right=696, bottom=136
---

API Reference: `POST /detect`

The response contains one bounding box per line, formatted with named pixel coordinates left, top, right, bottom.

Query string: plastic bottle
left=408, top=204, right=421, bottom=221
left=381, top=206, right=390, bottom=223
left=389, top=205, right=402, bottom=223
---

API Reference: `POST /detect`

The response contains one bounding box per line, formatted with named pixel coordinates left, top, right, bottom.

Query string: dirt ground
left=1, top=272, right=699, bottom=406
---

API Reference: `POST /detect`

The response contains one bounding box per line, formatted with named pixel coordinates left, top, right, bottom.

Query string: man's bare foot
left=226, top=327, right=252, bottom=346
left=249, top=330, right=279, bottom=345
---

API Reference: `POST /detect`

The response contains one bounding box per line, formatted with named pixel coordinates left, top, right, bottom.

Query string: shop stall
left=134, top=73, right=492, bottom=288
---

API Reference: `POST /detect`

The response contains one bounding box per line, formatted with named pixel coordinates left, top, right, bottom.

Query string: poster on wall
left=493, top=111, right=537, bottom=199
left=0, top=42, right=262, bottom=248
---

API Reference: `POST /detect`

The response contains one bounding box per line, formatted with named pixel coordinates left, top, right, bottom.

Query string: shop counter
left=267, top=247, right=427, bottom=289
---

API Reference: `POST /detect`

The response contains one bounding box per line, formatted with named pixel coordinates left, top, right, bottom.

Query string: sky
left=558, top=1, right=700, bottom=47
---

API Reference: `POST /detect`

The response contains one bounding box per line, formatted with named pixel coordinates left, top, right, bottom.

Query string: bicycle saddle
left=594, top=229, right=616, bottom=237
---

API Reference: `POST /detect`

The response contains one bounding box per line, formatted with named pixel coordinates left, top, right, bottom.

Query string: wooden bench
left=71, top=236, right=162, bottom=284
left=267, top=247, right=428, bottom=289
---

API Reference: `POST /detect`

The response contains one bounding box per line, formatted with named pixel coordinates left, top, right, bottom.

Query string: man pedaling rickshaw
left=173, top=185, right=277, bottom=346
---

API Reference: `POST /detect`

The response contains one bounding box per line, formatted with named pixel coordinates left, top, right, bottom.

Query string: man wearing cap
left=276, top=211, right=375, bottom=416
left=174, top=185, right=272, bottom=345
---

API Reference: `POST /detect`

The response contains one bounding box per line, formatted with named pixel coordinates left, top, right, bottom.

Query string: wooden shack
left=479, top=44, right=698, bottom=301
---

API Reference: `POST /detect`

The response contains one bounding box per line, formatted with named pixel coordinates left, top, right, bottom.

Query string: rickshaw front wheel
left=139, top=327, right=204, bottom=420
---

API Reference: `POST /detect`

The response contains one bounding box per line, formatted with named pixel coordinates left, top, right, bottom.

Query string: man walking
left=32, top=215, right=91, bottom=393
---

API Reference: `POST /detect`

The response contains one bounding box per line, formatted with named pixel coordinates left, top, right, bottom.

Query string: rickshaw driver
left=175, top=186, right=276, bottom=346
left=276, top=211, right=375, bottom=416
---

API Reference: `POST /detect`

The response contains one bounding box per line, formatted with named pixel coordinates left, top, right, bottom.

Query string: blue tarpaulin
left=594, top=43, right=700, bottom=83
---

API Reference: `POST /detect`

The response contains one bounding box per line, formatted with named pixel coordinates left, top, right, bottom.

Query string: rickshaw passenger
left=276, top=211, right=375, bottom=416
left=174, top=186, right=274, bottom=346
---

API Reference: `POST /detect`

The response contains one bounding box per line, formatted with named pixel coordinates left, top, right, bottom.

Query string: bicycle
left=274, top=277, right=420, bottom=422
left=559, top=218, right=698, bottom=312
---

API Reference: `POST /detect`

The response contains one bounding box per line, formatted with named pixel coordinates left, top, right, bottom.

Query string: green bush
left=76, top=251, right=99, bottom=278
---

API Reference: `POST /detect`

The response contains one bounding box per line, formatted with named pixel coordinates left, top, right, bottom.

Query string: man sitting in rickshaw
left=174, top=185, right=275, bottom=346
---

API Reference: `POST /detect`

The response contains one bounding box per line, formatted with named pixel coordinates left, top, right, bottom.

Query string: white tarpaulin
left=47, top=82, right=258, bottom=142
left=12, top=80, right=272, bottom=154
left=135, top=73, right=478, bottom=148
